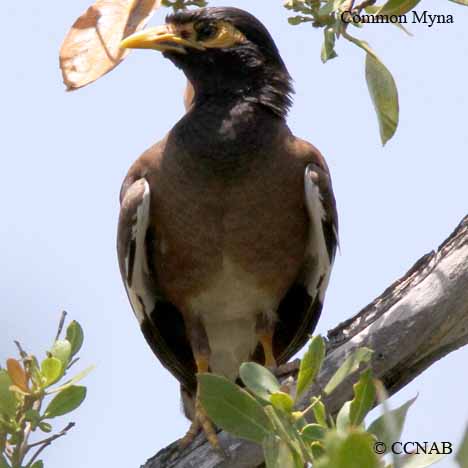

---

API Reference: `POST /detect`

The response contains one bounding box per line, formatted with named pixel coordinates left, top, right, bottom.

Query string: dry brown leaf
left=6, top=358, right=29, bottom=392
left=60, top=0, right=162, bottom=90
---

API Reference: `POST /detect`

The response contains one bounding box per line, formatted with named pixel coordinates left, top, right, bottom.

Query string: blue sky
left=1, top=0, right=467, bottom=467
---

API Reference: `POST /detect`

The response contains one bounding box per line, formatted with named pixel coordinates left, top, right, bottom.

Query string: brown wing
left=117, top=177, right=197, bottom=392
left=272, top=152, right=338, bottom=364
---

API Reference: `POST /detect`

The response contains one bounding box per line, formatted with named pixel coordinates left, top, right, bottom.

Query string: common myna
left=118, top=6, right=338, bottom=449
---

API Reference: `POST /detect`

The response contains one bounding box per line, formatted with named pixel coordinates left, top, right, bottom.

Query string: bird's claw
left=179, top=400, right=224, bottom=456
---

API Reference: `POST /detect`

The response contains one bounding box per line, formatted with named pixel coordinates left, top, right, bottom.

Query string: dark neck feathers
left=170, top=95, right=288, bottom=168
left=189, top=68, right=293, bottom=119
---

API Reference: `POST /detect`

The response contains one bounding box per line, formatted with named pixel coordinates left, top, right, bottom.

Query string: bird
left=117, top=6, right=338, bottom=450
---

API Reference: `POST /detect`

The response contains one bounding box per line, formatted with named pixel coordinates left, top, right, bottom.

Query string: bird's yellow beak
left=120, top=25, right=204, bottom=54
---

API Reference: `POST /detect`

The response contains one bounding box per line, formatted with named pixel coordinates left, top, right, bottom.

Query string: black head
left=121, top=7, right=293, bottom=117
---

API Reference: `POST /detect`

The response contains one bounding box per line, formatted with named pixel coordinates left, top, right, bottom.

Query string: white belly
left=188, top=257, right=277, bottom=380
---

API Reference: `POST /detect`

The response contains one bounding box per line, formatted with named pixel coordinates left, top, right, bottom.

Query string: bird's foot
left=258, top=333, right=277, bottom=369
left=179, top=399, right=223, bottom=454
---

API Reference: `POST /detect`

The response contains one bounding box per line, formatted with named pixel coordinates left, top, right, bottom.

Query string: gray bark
left=143, top=215, right=468, bottom=468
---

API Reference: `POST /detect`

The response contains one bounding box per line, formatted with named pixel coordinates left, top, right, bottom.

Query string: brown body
left=117, top=6, right=338, bottom=448
left=119, top=110, right=336, bottom=390
left=123, top=128, right=319, bottom=311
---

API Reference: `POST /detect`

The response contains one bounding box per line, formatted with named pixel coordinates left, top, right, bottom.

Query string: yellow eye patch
left=200, top=21, right=247, bottom=49
left=169, top=20, right=247, bottom=50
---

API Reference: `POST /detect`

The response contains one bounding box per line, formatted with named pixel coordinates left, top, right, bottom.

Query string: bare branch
left=55, top=310, right=68, bottom=342
left=143, top=215, right=468, bottom=468
left=14, top=341, right=28, bottom=359
left=67, top=357, right=80, bottom=370
left=26, top=422, right=75, bottom=467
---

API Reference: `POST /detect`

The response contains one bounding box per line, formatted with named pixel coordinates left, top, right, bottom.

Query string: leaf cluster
left=161, top=0, right=207, bottom=11
left=60, top=0, right=468, bottom=145
left=0, top=314, right=93, bottom=468
left=198, top=336, right=468, bottom=468
left=285, top=0, right=405, bottom=145
left=159, top=0, right=467, bottom=144
left=283, top=0, right=467, bottom=144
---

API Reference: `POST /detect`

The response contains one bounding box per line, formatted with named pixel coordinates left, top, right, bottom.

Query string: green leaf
left=239, top=362, right=280, bottom=403
left=29, top=356, right=44, bottom=388
left=296, top=336, right=325, bottom=401
left=44, top=385, right=86, bottom=418
left=311, top=440, right=326, bottom=459
left=41, top=357, right=63, bottom=387
left=400, top=449, right=446, bottom=467
left=162, top=0, right=207, bottom=10
left=365, top=52, right=399, bottom=145
left=263, top=434, right=297, bottom=468
left=316, top=431, right=380, bottom=468
left=9, top=432, right=22, bottom=445
left=0, top=454, right=10, bottom=468
left=367, top=395, right=417, bottom=453
left=365, top=5, right=413, bottom=35
left=264, top=405, right=311, bottom=463
left=0, top=371, right=16, bottom=418
left=324, top=348, right=373, bottom=395
left=46, top=365, right=94, bottom=394
left=378, top=0, right=420, bottom=15
left=317, top=0, right=346, bottom=15
left=320, top=27, right=338, bottom=63
left=24, top=409, right=41, bottom=429
left=198, top=374, right=273, bottom=444
left=0, top=455, right=10, bottom=468
left=31, top=461, right=44, bottom=468
left=312, top=397, right=328, bottom=427
left=342, top=30, right=376, bottom=56
left=301, top=423, right=326, bottom=443
left=336, top=401, right=351, bottom=433
left=284, top=0, right=314, bottom=14
left=349, top=369, right=375, bottom=426
left=288, top=15, right=313, bottom=25
left=270, top=392, right=294, bottom=413
left=38, top=421, right=52, bottom=433
left=365, top=4, right=382, bottom=12
left=341, top=30, right=399, bottom=145
left=51, top=340, right=72, bottom=367
left=456, top=424, right=468, bottom=467
left=66, top=321, right=84, bottom=358
left=318, top=0, right=334, bottom=16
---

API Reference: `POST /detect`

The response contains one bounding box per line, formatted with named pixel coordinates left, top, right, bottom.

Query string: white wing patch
left=122, top=179, right=155, bottom=324
left=304, top=165, right=332, bottom=301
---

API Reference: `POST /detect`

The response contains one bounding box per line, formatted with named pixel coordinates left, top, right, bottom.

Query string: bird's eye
left=195, top=22, right=218, bottom=41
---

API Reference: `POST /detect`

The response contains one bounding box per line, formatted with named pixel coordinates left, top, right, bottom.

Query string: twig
left=54, top=311, right=68, bottom=342
left=26, top=422, right=75, bottom=467
left=17, top=399, right=43, bottom=466
left=353, top=0, right=376, bottom=12
left=67, top=357, right=80, bottom=370
left=14, top=341, right=28, bottom=359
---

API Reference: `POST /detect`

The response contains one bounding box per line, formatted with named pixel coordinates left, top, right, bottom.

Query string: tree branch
left=26, top=422, right=75, bottom=468
left=142, top=215, right=468, bottom=468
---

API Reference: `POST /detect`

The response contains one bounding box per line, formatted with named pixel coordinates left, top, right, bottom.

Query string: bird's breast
left=147, top=142, right=308, bottom=378
left=187, top=255, right=277, bottom=380
left=187, top=255, right=277, bottom=321
left=151, top=146, right=307, bottom=299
